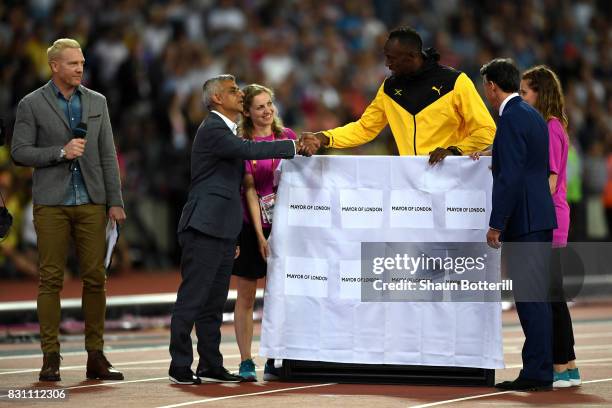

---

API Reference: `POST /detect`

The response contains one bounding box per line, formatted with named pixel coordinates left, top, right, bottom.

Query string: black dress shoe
left=495, top=377, right=552, bottom=391
left=197, top=366, right=243, bottom=383
left=169, top=366, right=202, bottom=385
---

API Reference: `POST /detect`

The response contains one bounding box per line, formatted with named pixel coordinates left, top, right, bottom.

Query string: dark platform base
left=280, top=359, right=495, bottom=386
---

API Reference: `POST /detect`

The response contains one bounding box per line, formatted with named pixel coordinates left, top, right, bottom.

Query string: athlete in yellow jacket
left=303, top=27, right=496, bottom=163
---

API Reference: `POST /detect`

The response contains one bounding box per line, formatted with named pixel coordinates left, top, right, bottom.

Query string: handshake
left=296, top=132, right=328, bottom=157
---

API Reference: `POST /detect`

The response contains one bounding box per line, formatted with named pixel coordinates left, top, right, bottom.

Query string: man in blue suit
left=168, top=74, right=315, bottom=384
left=480, top=59, right=557, bottom=391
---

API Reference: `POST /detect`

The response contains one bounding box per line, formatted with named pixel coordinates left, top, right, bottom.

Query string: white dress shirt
left=499, top=93, right=520, bottom=116
left=211, top=110, right=238, bottom=135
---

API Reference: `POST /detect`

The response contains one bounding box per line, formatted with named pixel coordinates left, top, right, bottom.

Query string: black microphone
left=69, top=122, right=87, bottom=171
left=73, top=122, right=87, bottom=139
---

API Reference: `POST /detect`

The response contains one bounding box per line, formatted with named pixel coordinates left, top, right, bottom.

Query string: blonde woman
left=233, top=84, right=296, bottom=381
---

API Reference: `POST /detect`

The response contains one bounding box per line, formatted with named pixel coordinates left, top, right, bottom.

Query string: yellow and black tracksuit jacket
left=323, top=62, right=496, bottom=155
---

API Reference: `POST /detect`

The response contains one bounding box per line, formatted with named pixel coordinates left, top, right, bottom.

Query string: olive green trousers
left=34, top=204, right=107, bottom=353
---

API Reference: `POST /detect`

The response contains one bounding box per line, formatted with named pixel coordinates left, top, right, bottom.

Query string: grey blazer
left=177, top=112, right=295, bottom=240
left=11, top=81, right=123, bottom=207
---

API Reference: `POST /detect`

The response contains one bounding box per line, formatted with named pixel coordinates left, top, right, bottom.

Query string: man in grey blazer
left=168, top=74, right=314, bottom=384
left=11, top=38, right=125, bottom=382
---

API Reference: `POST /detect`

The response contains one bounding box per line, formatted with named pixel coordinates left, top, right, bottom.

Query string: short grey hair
left=47, top=38, right=81, bottom=62
left=202, top=74, right=236, bottom=111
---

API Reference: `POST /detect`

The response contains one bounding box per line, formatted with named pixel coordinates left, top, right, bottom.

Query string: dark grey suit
left=169, top=112, right=295, bottom=369
left=12, top=81, right=123, bottom=206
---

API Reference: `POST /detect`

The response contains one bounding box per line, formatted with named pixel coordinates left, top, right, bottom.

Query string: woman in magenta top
left=232, top=84, right=296, bottom=381
left=520, top=65, right=580, bottom=388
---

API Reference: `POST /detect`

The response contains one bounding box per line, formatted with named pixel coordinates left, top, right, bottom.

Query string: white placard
left=338, top=260, right=363, bottom=300
left=445, top=190, right=487, bottom=229
left=287, top=188, right=332, bottom=227
left=261, top=156, right=503, bottom=369
left=339, top=189, right=384, bottom=229
left=389, top=190, right=434, bottom=228
left=284, top=257, right=329, bottom=297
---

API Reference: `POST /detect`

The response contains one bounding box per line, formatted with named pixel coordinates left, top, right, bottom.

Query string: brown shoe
left=39, top=352, right=61, bottom=381
left=86, top=350, right=124, bottom=380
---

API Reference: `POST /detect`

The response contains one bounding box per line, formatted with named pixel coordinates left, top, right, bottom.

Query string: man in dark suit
left=168, top=74, right=312, bottom=384
left=481, top=59, right=557, bottom=391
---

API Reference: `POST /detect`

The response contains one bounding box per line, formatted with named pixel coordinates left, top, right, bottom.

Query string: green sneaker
left=238, top=359, right=257, bottom=382
left=568, top=368, right=581, bottom=386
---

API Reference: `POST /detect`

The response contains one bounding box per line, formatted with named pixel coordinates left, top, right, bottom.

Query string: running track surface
left=1, top=302, right=612, bottom=407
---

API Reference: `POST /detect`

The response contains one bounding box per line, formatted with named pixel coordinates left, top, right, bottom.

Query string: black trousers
left=504, top=230, right=553, bottom=382
left=169, top=228, right=236, bottom=368
left=550, top=247, right=576, bottom=365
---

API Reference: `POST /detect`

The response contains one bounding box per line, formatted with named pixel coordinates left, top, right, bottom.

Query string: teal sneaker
left=553, top=370, right=571, bottom=388
left=568, top=368, right=581, bottom=386
left=238, top=359, right=257, bottom=382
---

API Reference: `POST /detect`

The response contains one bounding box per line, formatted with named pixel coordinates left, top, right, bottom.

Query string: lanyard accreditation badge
left=252, top=159, right=277, bottom=224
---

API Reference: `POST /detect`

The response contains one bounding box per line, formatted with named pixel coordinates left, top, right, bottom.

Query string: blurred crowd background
left=0, top=0, right=610, bottom=279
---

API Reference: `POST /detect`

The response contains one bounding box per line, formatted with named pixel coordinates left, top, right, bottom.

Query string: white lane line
left=583, top=377, right=612, bottom=384
left=0, top=358, right=170, bottom=375
left=0, top=354, right=243, bottom=375
left=0, top=345, right=169, bottom=360
left=155, top=383, right=337, bottom=408
left=408, top=377, right=612, bottom=408
left=408, top=390, right=514, bottom=408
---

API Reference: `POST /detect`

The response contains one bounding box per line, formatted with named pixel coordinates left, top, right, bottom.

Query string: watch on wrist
left=59, top=148, right=66, bottom=160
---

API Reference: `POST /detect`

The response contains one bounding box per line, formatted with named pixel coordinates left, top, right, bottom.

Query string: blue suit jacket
left=490, top=96, right=557, bottom=240
left=177, top=112, right=295, bottom=240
